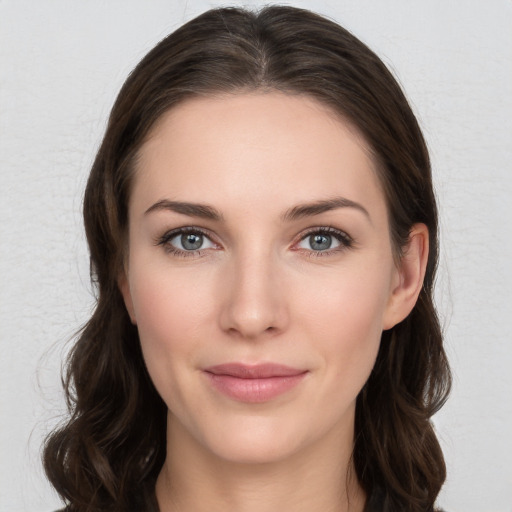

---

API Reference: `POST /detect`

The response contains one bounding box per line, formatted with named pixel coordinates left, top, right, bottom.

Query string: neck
left=155, top=413, right=366, bottom=512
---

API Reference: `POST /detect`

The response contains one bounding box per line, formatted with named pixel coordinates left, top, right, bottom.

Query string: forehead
left=133, top=92, right=386, bottom=220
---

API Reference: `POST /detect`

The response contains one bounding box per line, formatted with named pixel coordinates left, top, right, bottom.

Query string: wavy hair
left=43, top=6, right=451, bottom=511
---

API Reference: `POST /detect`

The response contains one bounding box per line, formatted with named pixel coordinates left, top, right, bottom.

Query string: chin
left=210, top=434, right=300, bottom=465
left=197, top=414, right=309, bottom=465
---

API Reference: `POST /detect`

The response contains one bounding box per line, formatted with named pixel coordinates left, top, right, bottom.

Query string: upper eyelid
left=298, top=226, right=349, bottom=236
left=159, top=226, right=216, bottom=241
left=158, top=225, right=350, bottom=237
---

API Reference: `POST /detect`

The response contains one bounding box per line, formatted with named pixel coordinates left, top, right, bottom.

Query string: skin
left=119, top=92, right=428, bottom=512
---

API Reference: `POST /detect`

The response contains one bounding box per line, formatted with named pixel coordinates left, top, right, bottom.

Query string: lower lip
left=204, top=372, right=307, bottom=403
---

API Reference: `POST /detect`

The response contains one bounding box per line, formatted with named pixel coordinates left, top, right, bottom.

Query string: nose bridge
left=219, top=243, right=287, bottom=338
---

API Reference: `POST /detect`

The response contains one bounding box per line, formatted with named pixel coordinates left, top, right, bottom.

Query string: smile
left=203, top=363, right=309, bottom=403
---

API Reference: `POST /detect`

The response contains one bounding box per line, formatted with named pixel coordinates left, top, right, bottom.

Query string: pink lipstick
left=203, top=363, right=308, bottom=403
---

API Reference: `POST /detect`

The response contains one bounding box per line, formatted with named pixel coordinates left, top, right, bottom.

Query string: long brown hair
left=43, top=6, right=451, bottom=511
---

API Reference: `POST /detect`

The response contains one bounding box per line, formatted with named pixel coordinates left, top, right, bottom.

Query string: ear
left=383, top=223, right=429, bottom=330
left=118, top=269, right=137, bottom=325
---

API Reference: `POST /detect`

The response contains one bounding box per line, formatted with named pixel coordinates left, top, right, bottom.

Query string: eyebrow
left=144, top=196, right=370, bottom=223
left=282, top=196, right=371, bottom=222
left=144, top=200, right=223, bottom=221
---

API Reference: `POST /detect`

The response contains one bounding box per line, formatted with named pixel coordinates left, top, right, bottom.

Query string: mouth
left=203, top=363, right=308, bottom=403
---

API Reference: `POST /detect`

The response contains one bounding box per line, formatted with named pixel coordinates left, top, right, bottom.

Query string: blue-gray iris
left=182, top=233, right=203, bottom=250
left=310, top=234, right=332, bottom=251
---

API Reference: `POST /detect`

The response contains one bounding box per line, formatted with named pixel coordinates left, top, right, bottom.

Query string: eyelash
left=294, top=226, right=354, bottom=258
left=155, top=226, right=354, bottom=258
left=155, top=226, right=216, bottom=258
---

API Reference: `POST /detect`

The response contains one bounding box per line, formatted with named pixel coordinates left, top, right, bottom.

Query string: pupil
left=181, top=233, right=203, bottom=250
left=310, top=234, right=331, bottom=251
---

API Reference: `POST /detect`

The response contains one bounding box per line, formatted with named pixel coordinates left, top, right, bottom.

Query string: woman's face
left=120, top=92, right=404, bottom=464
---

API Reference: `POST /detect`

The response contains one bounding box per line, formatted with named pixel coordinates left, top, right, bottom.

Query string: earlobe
left=383, top=223, right=429, bottom=330
left=118, top=270, right=137, bottom=325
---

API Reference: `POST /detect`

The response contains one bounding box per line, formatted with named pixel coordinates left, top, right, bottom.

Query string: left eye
left=296, top=230, right=350, bottom=252
left=168, top=231, right=216, bottom=251
left=298, top=233, right=340, bottom=251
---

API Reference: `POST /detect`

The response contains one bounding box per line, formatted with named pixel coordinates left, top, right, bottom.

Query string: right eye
left=156, top=228, right=217, bottom=257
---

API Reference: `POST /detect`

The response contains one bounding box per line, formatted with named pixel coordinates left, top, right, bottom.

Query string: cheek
left=293, top=265, right=391, bottom=385
left=296, top=263, right=391, bottom=338
left=131, top=256, right=216, bottom=332
left=128, top=266, right=215, bottom=394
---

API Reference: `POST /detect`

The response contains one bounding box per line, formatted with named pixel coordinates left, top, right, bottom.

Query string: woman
left=43, top=5, right=451, bottom=512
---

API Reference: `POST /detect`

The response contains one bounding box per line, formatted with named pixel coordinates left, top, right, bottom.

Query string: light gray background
left=1, top=1, right=511, bottom=511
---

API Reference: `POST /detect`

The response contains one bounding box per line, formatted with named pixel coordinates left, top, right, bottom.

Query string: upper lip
left=204, top=363, right=307, bottom=379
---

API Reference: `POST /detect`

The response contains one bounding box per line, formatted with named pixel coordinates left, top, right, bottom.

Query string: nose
left=218, top=250, right=289, bottom=340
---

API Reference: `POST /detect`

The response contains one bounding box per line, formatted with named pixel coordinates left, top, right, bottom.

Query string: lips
left=203, top=363, right=308, bottom=403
